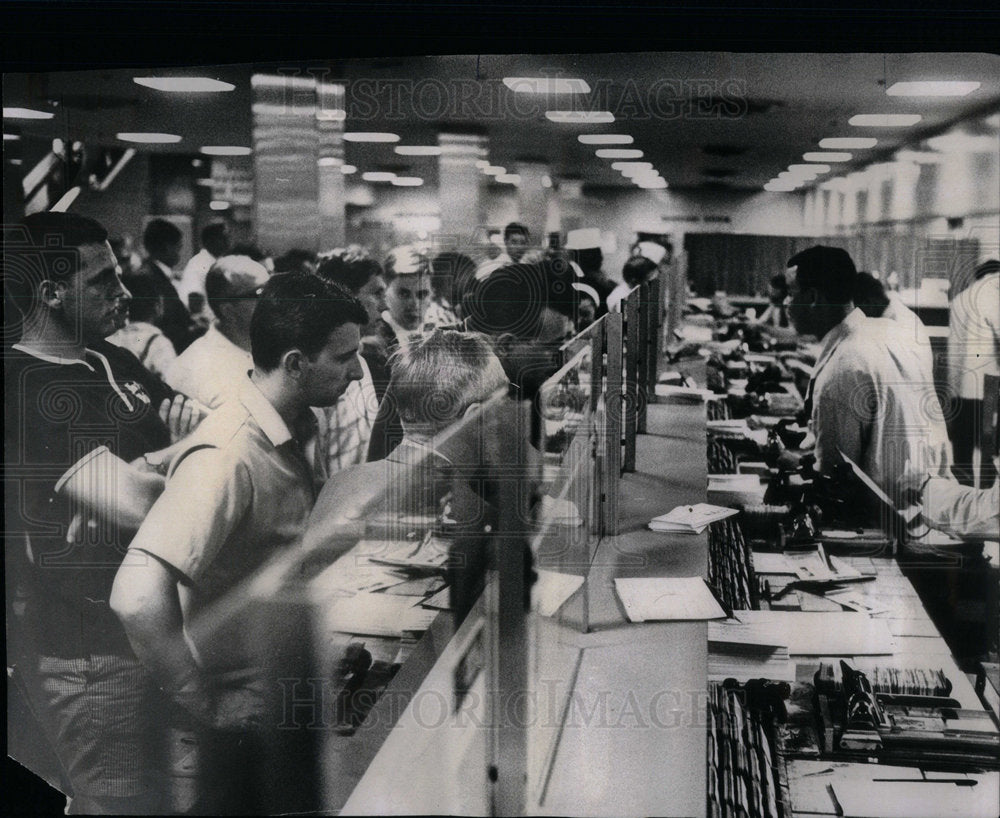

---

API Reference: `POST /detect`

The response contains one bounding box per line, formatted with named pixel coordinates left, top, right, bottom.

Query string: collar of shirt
left=153, top=258, right=179, bottom=281
left=393, top=437, right=455, bottom=466
left=813, top=307, right=867, bottom=380
left=237, top=376, right=297, bottom=448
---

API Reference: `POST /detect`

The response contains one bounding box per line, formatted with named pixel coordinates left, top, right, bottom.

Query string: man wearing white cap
left=165, top=255, right=270, bottom=409
left=566, top=227, right=617, bottom=310
left=607, top=241, right=667, bottom=313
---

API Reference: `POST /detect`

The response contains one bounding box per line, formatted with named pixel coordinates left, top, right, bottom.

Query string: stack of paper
left=648, top=503, right=738, bottom=534
left=324, top=592, right=438, bottom=638
left=654, top=383, right=715, bottom=401
left=788, top=546, right=864, bottom=583
left=614, top=577, right=727, bottom=622
left=708, top=616, right=795, bottom=682
left=707, top=473, right=767, bottom=507
left=531, top=570, right=585, bottom=617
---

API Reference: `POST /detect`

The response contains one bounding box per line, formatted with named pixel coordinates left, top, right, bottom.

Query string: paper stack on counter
left=615, top=577, right=727, bottom=622
left=706, top=419, right=770, bottom=447
left=707, top=473, right=767, bottom=507
left=654, top=383, right=716, bottom=401
left=648, top=503, right=739, bottom=534
left=788, top=545, right=863, bottom=583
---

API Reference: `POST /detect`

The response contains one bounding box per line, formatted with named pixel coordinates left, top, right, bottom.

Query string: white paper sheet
left=614, top=577, right=727, bottom=622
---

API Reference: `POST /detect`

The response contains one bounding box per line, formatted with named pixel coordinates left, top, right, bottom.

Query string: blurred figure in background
left=107, top=274, right=177, bottom=379
left=178, top=221, right=231, bottom=324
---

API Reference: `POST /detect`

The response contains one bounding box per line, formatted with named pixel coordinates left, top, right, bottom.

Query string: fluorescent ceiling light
left=3, top=133, right=20, bottom=140
left=343, top=132, right=400, bottom=142
left=392, top=176, right=424, bottom=186
left=475, top=159, right=490, bottom=169
left=595, top=148, right=643, bottom=159
left=788, top=163, right=830, bottom=174
left=803, top=152, right=852, bottom=162
left=316, top=109, right=347, bottom=121
left=818, top=138, right=878, bottom=149
left=612, top=161, right=652, bottom=172
left=117, top=132, right=182, bottom=143
left=578, top=134, right=634, bottom=145
left=134, top=77, right=234, bottom=92
left=764, top=181, right=798, bottom=191
left=195, top=178, right=215, bottom=186
left=483, top=165, right=506, bottom=176
left=4, top=107, right=54, bottom=119
left=496, top=174, right=521, bottom=184
left=317, top=157, right=342, bottom=167
left=636, top=178, right=667, bottom=189
left=887, top=81, right=980, bottom=97
left=200, top=146, right=252, bottom=156
left=209, top=200, right=231, bottom=210
left=341, top=164, right=357, bottom=175
left=503, top=77, right=590, bottom=94
left=623, top=168, right=660, bottom=180
left=362, top=171, right=396, bottom=182
left=545, top=110, right=615, bottom=124
left=849, top=114, right=922, bottom=127
left=394, top=146, right=442, bottom=156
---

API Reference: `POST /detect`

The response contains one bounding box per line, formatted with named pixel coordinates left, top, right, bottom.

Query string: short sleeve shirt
left=5, top=344, right=171, bottom=656
left=127, top=377, right=322, bottom=667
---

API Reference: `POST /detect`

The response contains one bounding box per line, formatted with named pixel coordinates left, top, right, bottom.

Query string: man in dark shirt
left=4, top=212, right=193, bottom=814
left=125, top=218, right=202, bottom=353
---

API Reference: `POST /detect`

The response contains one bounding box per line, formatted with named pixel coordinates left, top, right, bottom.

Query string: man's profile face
left=303, top=322, right=364, bottom=406
left=505, top=232, right=529, bottom=263
left=385, top=273, right=430, bottom=330
left=59, top=241, right=131, bottom=343
left=358, top=274, right=387, bottom=327
left=785, top=266, right=814, bottom=336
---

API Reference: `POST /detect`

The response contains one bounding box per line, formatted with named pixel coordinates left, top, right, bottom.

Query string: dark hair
left=786, top=245, right=857, bottom=306
left=316, top=253, right=383, bottom=294
left=462, top=261, right=576, bottom=338
left=143, top=218, right=182, bottom=253
left=504, top=222, right=529, bottom=242
left=272, top=248, right=317, bottom=274
left=123, top=274, right=162, bottom=323
left=974, top=259, right=1000, bottom=281
left=4, top=212, right=109, bottom=315
left=852, top=272, right=890, bottom=318
left=250, top=272, right=367, bottom=371
left=200, top=221, right=230, bottom=252
left=431, top=251, right=477, bottom=305
left=622, top=256, right=658, bottom=287
left=230, top=242, right=266, bottom=262
left=769, top=272, right=789, bottom=294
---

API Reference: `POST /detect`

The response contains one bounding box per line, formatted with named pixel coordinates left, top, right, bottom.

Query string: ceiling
left=4, top=51, right=1000, bottom=193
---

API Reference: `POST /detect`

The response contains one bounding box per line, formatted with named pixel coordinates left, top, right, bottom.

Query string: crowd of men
left=4, top=210, right=997, bottom=814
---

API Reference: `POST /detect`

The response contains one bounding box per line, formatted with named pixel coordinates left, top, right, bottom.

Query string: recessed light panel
left=503, top=77, right=590, bottom=94
left=578, top=134, right=634, bottom=145
left=3, top=107, right=54, bottom=119
left=117, top=132, right=183, bottom=143
left=134, top=77, right=235, bottom=92
left=595, top=148, right=643, bottom=159
left=818, top=138, right=878, bottom=149
left=886, top=81, right=980, bottom=96
left=200, top=146, right=252, bottom=156
left=803, top=152, right=852, bottom=162
left=394, top=146, right=442, bottom=156
left=344, top=132, right=401, bottom=142
left=545, top=111, right=615, bottom=124
left=849, top=114, right=922, bottom=127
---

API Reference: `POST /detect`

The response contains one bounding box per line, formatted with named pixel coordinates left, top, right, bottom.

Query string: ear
left=280, top=348, right=306, bottom=380
left=461, top=402, right=482, bottom=420
left=494, top=332, right=518, bottom=355
left=38, top=279, right=65, bottom=309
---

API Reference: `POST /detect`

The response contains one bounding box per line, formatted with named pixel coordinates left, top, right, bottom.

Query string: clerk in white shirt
left=177, top=221, right=231, bottom=321
left=853, top=271, right=934, bottom=377
left=165, top=255, right=269, bottom=408
left=786, top=246, right=953, bottom=507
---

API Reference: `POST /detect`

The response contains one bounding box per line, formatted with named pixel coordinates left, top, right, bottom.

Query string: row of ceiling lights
left=764, top=82, right=984, bottom=193
left=5, top=76, right=987, bottom=197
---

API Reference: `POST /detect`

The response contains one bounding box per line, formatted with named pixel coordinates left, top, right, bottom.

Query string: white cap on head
left=636, top=241, right=667, bottom=265
left=565, top=227, right=602, bottom=251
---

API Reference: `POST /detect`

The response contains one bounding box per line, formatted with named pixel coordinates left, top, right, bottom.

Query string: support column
left=514, top=160, right=548, bottom=241
left=438, top=131, right=486, bottom=249
left=316, top=82, right=346, bottom=248
left=251, top=73, right=321, bottom=254
left=558, top=177, right=585, bottom=237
